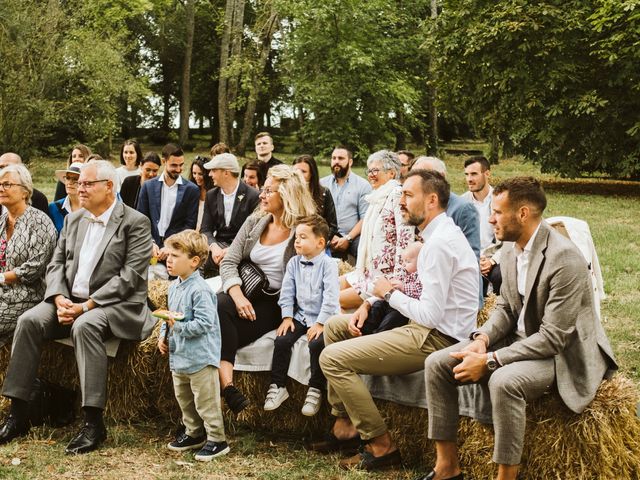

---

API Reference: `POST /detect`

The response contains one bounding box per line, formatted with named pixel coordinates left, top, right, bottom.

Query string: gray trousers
left=2, top=301, right=112, bottom=409
left=425, top=339, right=554, bottom=465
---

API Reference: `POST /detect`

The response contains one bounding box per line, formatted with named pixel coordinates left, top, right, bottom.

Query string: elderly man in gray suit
left=418, top=177, right=617, bottom=480
left=0, top=160, right=155, bottom=454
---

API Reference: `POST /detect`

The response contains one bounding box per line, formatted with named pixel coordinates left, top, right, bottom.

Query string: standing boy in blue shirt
left=263, top=215, right=340, bottom=416
left=157, top=230, right=229, bottom=461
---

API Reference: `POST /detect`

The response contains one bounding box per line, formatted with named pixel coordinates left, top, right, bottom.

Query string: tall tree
left=179, top=0, right=195, bottom=144
left=428, top=0, right=640, bottom=177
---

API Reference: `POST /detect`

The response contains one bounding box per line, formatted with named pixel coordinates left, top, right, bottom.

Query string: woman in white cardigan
left=339, top=150, right=417, bottom=310
left=217, top=165, right=316, bottom=414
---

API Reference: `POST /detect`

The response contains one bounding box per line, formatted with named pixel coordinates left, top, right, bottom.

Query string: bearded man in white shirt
left=310, top=170, right=479, bottom=472
left=0, top=161, right=155, bottom=455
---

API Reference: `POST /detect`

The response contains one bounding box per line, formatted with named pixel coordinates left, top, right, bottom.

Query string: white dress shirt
left=515, top=222, right=542, bottom=332
left=71, top=199, right=118, bottom=299
left=221, top=180, right=240, bottom=227
left=157, top=173, right=183, bottom=238
left=462, top=186, right=495, bottom=250
left=388, top=212, right=479, bottom=340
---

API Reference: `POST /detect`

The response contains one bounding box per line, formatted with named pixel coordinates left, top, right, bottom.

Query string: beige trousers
left=320, top=314, right=455, bottom=439
left=172, top=365, right=226, bottom=442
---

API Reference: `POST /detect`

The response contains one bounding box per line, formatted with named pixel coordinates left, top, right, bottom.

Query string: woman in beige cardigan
left=217, top=165, right=316, bottom=414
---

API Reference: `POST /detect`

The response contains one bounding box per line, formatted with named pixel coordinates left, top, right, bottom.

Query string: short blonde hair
left=266, top=164, right=317, bottom=229
left=164, top=229, right=209, bottom=267
left=0, top=164, right=33, bottom=204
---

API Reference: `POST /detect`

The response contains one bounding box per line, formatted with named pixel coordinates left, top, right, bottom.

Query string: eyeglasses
left=0, top=182, right=26, bottom=191
left=260, top=188, right=278, bottom=197
left=63, top=176, right=79, bottom=185
left=77, top=179, right=109, bottom=189
left=366, top=168, right=382, bottom=176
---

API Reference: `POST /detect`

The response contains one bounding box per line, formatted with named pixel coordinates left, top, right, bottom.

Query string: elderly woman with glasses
left=338, top=150, right=419, bottom=311
left=48, top=162, right=83, bottom=233
left=216, top=164, right=317, bottom=414
left=0, top=164, right=57, bottom=346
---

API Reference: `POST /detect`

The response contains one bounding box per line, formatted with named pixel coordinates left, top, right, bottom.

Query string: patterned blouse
left=0, top=207, right=57, bottom=346
left=353, top=186, right=422, bottom=299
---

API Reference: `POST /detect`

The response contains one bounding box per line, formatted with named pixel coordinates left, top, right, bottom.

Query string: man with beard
left=461, top=156, right=503, bottom=295
left=137, top=143, right=200, bottom=264
left=320, top=146, right=371, bottom=260
left=418, top=177, right=617, bottom=480
left=310, top=170, right=479, bottom=472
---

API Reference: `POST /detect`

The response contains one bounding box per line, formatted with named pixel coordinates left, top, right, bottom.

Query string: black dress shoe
left=306, top=432, right=362, bottom=454
left=65, top=422, right=107, bottom=454
left=0, top=415, right=29, bottom=445
left=415, top=470, right=464, bottom=480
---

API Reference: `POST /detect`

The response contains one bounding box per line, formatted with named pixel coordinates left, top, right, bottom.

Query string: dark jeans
left=330, top=236, right=360, bottom=262
left=483, top=264, right=503, bottom=297
left=271, top=319, right=326, bottom=390
left=361, top=301, right=410, bottom=335
left=218, top=291, right=281, bottom=364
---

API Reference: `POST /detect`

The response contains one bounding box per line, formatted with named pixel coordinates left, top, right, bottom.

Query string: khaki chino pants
left=172, top=365, right=226, bottom=442
left=320, top=314, right=455, bottom=440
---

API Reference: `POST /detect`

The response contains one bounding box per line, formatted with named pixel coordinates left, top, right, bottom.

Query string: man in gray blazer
left=418, top=177, right=617, bottom=480
left=0, top=160, right=155, bottom=454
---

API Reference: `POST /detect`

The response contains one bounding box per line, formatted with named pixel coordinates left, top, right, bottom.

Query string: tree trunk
left=394, top=110, right=406, bottom=150
left=426, top=0, right=439, bottom=155
left=179, top=0, right=195, bottom=146
left=218, top=0, right=246, bottom=145
left=235, top=5, right=278, bottom=155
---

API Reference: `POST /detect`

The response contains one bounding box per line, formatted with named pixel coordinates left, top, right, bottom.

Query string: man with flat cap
left=201, top=153, right=260, bottom=274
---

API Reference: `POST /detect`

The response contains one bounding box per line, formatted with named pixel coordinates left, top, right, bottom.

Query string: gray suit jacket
left=44, top=202, right=156, bottom=341
left=479, top=221, right=617, bottom=413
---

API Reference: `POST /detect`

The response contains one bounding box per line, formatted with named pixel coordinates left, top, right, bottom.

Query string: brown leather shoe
left=306, top=432, right=362, bottom=454
left=339, top=447, right=402, bottom=471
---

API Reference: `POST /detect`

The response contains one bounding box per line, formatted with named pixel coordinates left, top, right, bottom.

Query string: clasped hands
left=54, top=295, right=84, bottom=325
left=450, top=336, right=491, bottom=382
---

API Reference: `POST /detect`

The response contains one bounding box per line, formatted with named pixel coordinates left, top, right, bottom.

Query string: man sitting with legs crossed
left=311, top=170, right=479, bottom=471
left=419, top=177, right=617, bottom=480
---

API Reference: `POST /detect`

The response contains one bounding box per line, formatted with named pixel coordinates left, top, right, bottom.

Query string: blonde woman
left=217, top=165, right=316, bottom=413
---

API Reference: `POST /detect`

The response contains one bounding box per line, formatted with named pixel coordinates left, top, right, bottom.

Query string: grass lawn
left=1, top=149, right=637, bottom=478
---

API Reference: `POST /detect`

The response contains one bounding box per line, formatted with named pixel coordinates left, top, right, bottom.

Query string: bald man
left=0, top=153, right=49, bottom=214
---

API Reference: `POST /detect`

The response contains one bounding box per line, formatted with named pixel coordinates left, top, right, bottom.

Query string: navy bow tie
left=300, top=260, right=314, bottom=267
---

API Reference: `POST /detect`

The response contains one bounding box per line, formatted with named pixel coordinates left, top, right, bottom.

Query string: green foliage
left=428, top=0, right=640, bottom=177
left=277, top=0, right=431, bottom=160
left=0, top=0, right=149, bottom=158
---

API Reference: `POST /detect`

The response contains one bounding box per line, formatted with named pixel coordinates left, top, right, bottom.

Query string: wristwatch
left=82, top=302, right=89, bottom=313
left=383, top=288, right=396, bottom=303
left=486, top=352, right=499, bottom=371
left=345, top=234, right=353, bottom=243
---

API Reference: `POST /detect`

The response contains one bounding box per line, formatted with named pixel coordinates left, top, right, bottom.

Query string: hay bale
left=231, top=373, right=640, bottom=478
left=337, top=260, right=354, bottom=276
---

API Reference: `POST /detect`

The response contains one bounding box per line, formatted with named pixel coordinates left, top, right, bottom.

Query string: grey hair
left=412, top=156, right=447, bottom=176
left=0, top=164, right=33, bottom=204
left=367, top=150, right=401, bottom=178
left=82, top=159, right=118, bottom=187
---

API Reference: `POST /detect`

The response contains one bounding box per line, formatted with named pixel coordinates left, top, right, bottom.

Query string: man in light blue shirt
left=320, top=146, right=372, bottom=260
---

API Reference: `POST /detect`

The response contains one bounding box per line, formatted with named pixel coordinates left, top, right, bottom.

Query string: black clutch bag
left=238, top=259, right=279, bottom=299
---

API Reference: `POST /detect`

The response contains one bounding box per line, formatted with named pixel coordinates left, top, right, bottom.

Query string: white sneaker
left=301, top=387, right=322, bottom=416
left=263, top=384, right=289, bottom=411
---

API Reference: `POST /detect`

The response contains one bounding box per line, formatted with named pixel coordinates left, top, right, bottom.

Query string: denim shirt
left=159, top=271, right=221, bottom=374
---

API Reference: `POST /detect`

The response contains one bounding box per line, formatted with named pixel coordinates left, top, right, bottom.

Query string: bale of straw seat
left=0, top=278, right=637, bottom=479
